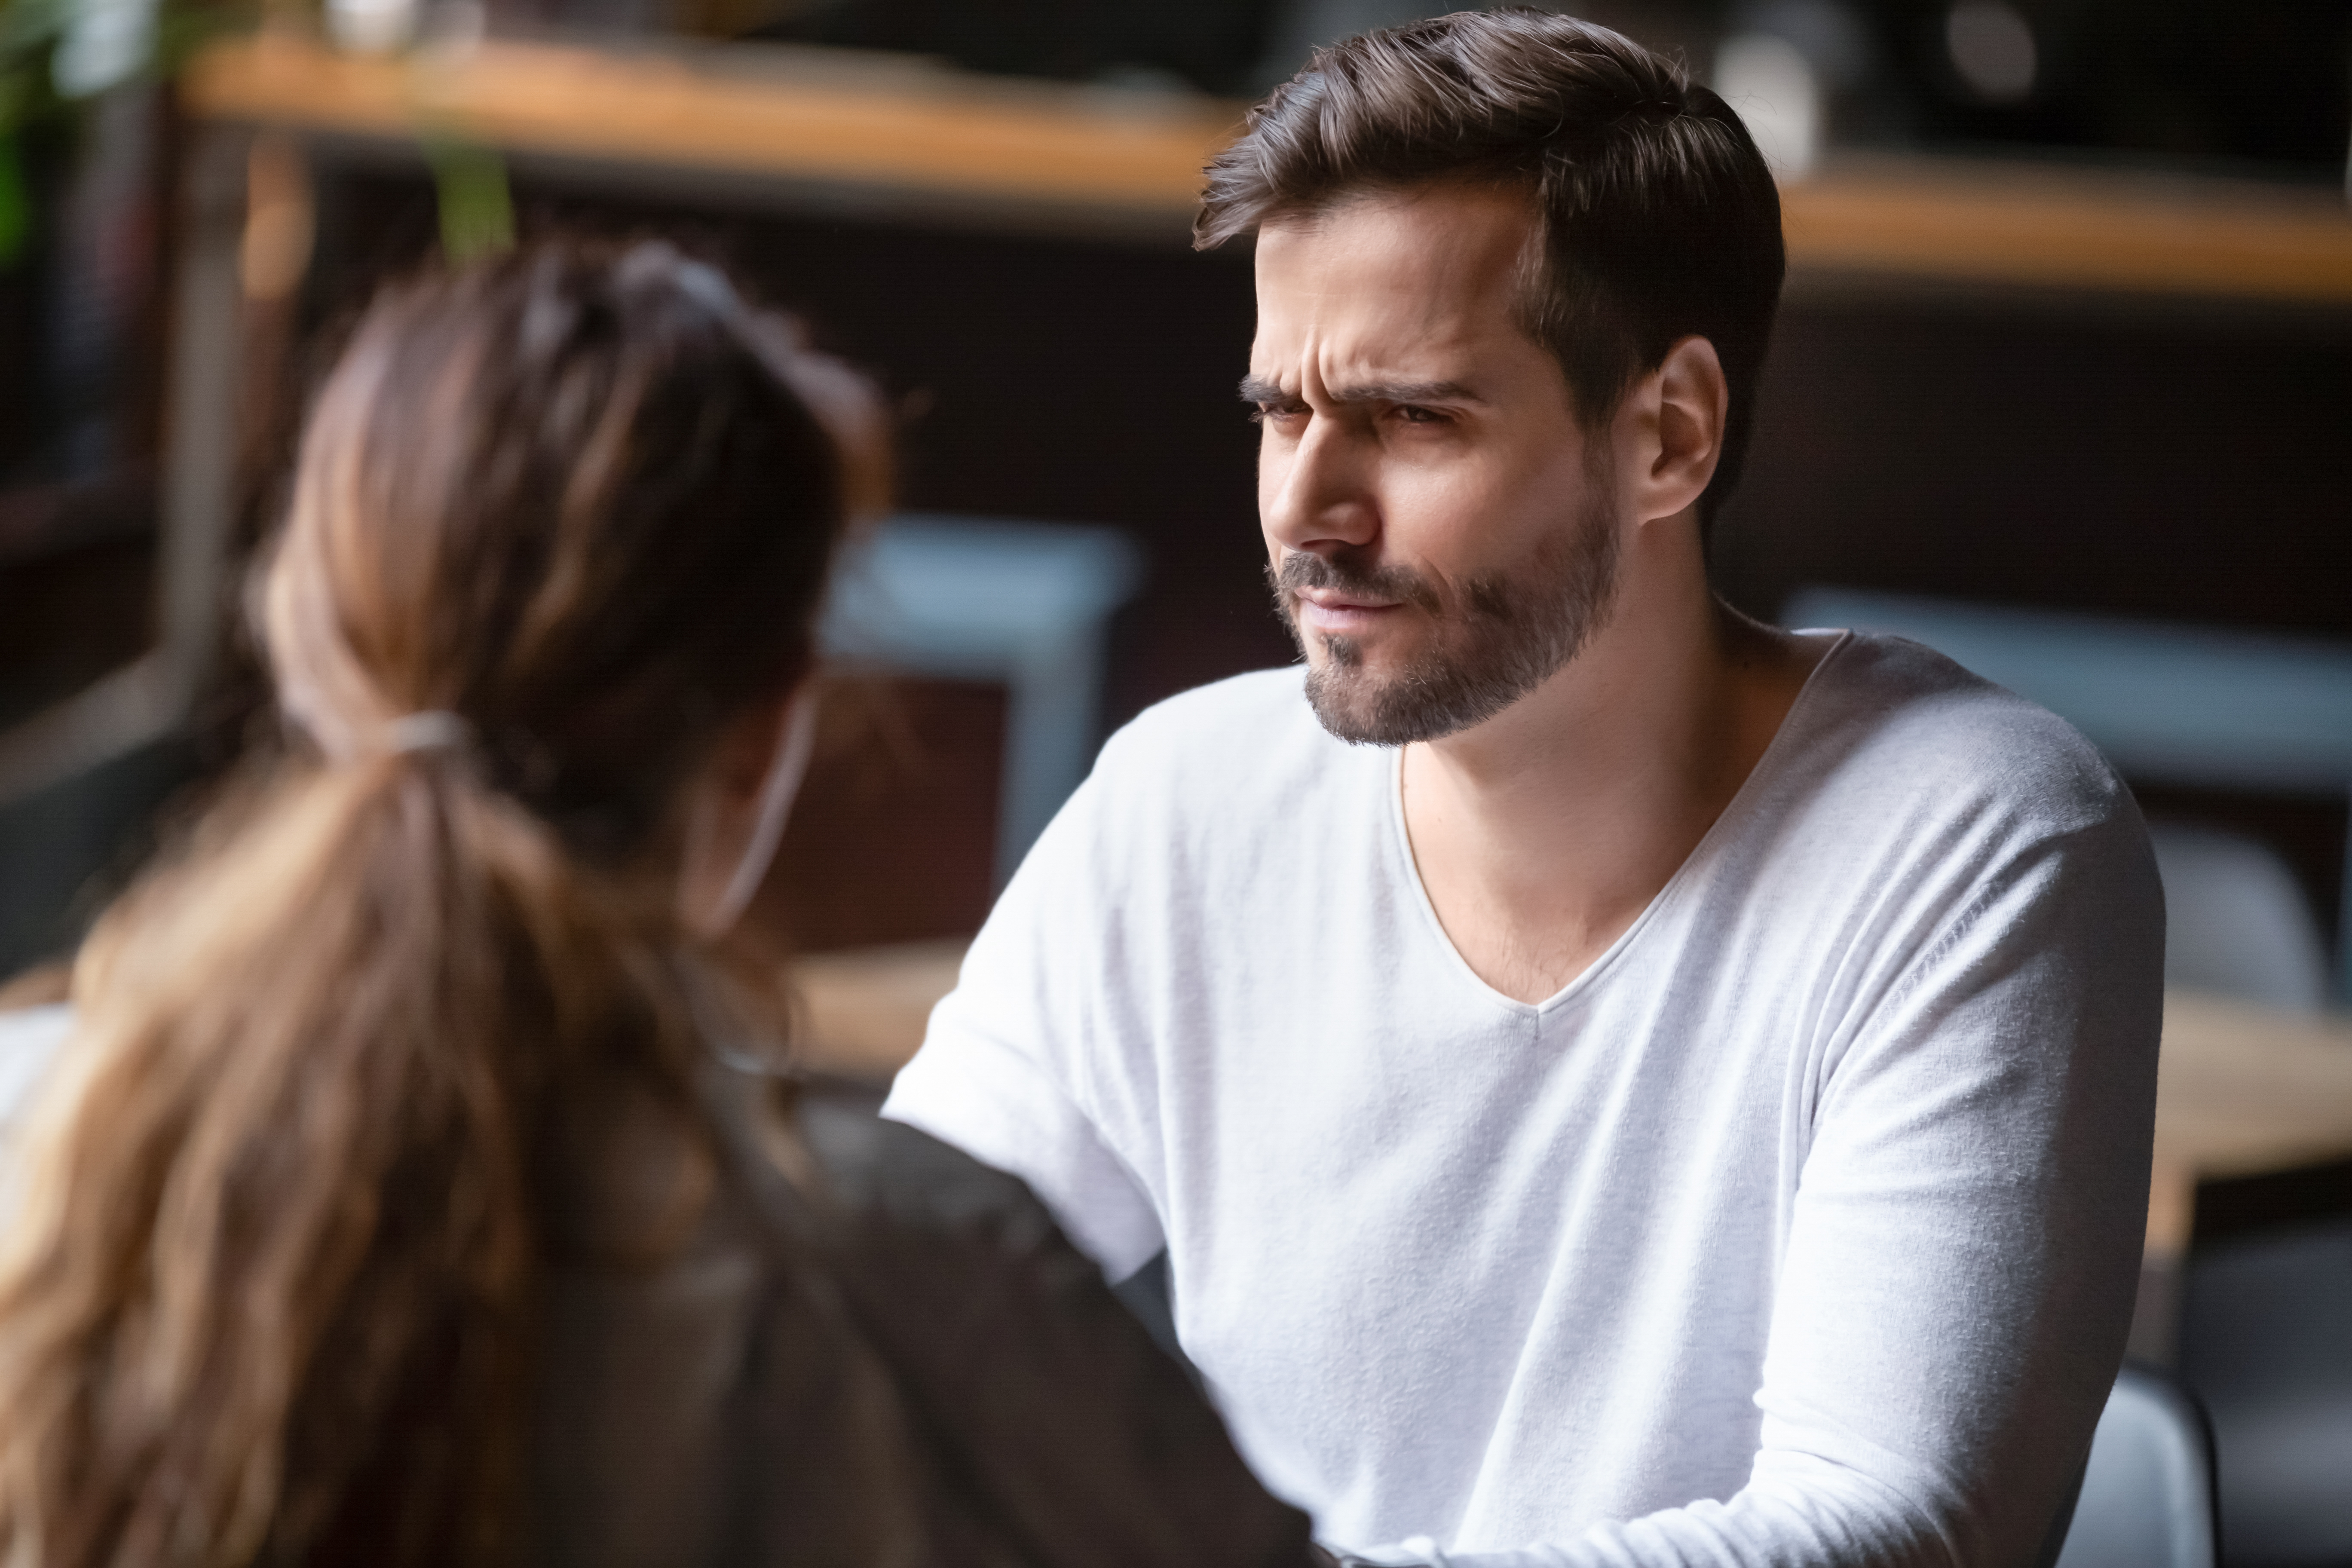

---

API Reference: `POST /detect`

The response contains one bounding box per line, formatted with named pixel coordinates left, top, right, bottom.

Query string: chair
left=822, top=513, right=1143, bottom=887
left=2052, top=1365, right=2219, bottom=1568
left=2177, top=1219, right=2352, bottom=1568
left=2146, top=821, right=2330, bottom=1014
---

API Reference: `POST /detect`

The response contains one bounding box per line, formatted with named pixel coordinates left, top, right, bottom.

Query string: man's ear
left=1626, top=334, right=1727, bottom=526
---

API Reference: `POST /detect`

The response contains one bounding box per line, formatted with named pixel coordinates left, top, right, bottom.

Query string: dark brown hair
left=0, top=239, right=884, bottom=1567
left=1197, top=7, right=1785, bottom=530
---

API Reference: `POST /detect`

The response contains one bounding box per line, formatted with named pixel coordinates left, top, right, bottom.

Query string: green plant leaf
left=0, top=127, right=26, bottom=266
left=427, top=135, right=513, bottom=261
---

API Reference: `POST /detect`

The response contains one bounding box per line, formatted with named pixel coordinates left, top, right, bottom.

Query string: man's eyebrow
left=1238, top=375, right=1301, bottom=405
left=1237, top=374, right=1486, bottom=407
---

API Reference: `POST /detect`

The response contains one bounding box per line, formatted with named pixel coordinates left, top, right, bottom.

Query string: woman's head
left=0, top=240, right=885, bottom=1568
left=267, top=239, right=881, bottom=888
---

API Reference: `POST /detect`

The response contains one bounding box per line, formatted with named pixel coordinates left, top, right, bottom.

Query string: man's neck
left=1399, top=518, right=1823, bottom=1004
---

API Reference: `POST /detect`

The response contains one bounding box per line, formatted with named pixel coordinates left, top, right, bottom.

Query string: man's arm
left=1335, top=815, right=2164, bottom=1568
left=882, top=768, right=1166, bottom=1282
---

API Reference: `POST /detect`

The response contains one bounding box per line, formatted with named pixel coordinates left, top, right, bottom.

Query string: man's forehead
left=1256, top=184, right=1536, bottom=298
left=1251, top=184, right=1538, bottom=386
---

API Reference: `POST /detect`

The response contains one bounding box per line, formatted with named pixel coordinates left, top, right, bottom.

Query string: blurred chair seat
left=2177, top=1217, right=2352, bottom=1568
left=1781, top=587, right=2352, bottom=1003
left=2053, top=1364, right=2219, bottom=1568
left=821, top=514, right=1142, bottom=886
left=2147, top=821, right=2331, bottom=1014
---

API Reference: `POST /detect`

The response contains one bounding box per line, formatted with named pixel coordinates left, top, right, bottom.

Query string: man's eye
left=1250, top=404, right=1305, bottom=425
left=1394, top=405, right=1448, bottom=425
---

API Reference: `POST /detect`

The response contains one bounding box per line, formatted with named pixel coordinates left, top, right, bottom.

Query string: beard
left=1270, top=470, right=1622, bottom=747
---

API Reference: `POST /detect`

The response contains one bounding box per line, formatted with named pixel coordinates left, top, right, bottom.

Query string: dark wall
left=1715, top=291, right=2352, bottom=635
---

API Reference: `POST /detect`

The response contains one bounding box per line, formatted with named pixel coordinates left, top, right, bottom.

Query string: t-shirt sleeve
left=1343, top=807, right=2165, bottom=1568
left=882, top=768, right=1167, bottom=1282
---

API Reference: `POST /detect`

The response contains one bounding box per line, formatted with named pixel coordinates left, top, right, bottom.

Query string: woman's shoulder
left=779, top=1075, right=1315, bottom=1568
left=797, top=1078, right=1068, bottom=1252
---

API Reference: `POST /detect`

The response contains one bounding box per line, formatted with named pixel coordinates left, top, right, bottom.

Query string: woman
left=0, top=241, right=1311, bottom=1568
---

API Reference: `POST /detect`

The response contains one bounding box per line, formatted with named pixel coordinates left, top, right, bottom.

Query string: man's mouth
left=1294, top=587, right=1404, bottom=637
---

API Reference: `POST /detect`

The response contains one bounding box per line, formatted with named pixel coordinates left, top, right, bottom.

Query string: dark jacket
left=532, top=1061, right=1312, bottom=1568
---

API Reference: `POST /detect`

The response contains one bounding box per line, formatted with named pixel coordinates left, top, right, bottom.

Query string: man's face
left=1250, top=182, right=1622, bottom=746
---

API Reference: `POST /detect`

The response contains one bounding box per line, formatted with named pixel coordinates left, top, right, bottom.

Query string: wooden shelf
left=180, top=31, right=1242, bottom=225
left=183, top=31, right=2352, bottom=300
left=1784, top=156, right=2352, bottom=306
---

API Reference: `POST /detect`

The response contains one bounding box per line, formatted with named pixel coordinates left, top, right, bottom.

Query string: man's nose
left=1263, top=416, right=1378, bottom=556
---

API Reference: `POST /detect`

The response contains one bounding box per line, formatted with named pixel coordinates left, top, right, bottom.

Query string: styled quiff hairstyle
left=1197, top=7, right=1785, bottom=530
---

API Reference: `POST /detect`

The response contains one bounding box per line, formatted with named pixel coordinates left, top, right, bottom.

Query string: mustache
left=1269, top=552, right=1443, bottom=616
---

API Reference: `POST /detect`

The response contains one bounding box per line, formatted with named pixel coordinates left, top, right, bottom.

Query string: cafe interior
left=0, top=0, right=2348, bottom=1562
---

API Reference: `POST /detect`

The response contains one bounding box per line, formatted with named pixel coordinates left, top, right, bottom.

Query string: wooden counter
left=182, top=30, right=2352, bottom=300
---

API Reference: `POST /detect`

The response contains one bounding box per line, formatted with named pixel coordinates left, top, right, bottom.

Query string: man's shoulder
left=1803, top=631, right=2133, bottom=839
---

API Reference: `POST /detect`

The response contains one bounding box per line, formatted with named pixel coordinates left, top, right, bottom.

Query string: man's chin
left=1302, top=659, right=1428, bottom=747
left=1301, top=642, right=1547, bottom=748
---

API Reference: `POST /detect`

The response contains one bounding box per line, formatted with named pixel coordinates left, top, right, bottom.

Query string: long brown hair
left=0, top=240, right=884, bottom=1568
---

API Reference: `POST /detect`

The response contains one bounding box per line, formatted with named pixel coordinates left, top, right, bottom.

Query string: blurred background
left=0, top=0, right=2349, bottom=1562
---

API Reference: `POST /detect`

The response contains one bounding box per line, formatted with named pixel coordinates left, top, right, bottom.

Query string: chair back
left=2147, top=822, right=2330, bottom=1013
left=2052, top=1365, right=2218, bottom=1568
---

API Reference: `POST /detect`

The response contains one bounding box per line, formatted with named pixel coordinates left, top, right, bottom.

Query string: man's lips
left=1295, top=587, right=1405, bottom=635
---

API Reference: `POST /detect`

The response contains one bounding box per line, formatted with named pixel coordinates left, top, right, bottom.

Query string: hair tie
left=380, top=711, right=473, bottom=756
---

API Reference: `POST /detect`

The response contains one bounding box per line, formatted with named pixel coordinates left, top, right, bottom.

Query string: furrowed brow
left=1238, top=374, right=1301, bottom=407
left=1238, top=375, right=1486, bottom=407
left=1327, top=379, right=1484, bottom=407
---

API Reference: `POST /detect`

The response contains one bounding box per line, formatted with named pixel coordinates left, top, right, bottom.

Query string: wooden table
left=2147, top=990, right=2352, bottom=1259
left=792, top=938, right=968, bottom=1082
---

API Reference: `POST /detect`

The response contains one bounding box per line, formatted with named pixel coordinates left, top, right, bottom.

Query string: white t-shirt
left=0, top=1004, right=70, bottom=1139
left=883, top=631, right=2165, bottom=1568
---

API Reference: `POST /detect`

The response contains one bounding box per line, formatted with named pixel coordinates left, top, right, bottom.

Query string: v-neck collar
left=1381, top=630, right=1855, bottom=1018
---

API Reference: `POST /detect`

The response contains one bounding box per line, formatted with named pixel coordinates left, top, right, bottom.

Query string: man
left=885, top=11, right=2163, bottom=1565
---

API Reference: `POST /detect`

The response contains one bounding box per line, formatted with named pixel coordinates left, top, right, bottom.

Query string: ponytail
left=0, top=239, right=877, bottom=1568
left=0, top=745, right=709, bottom=1568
